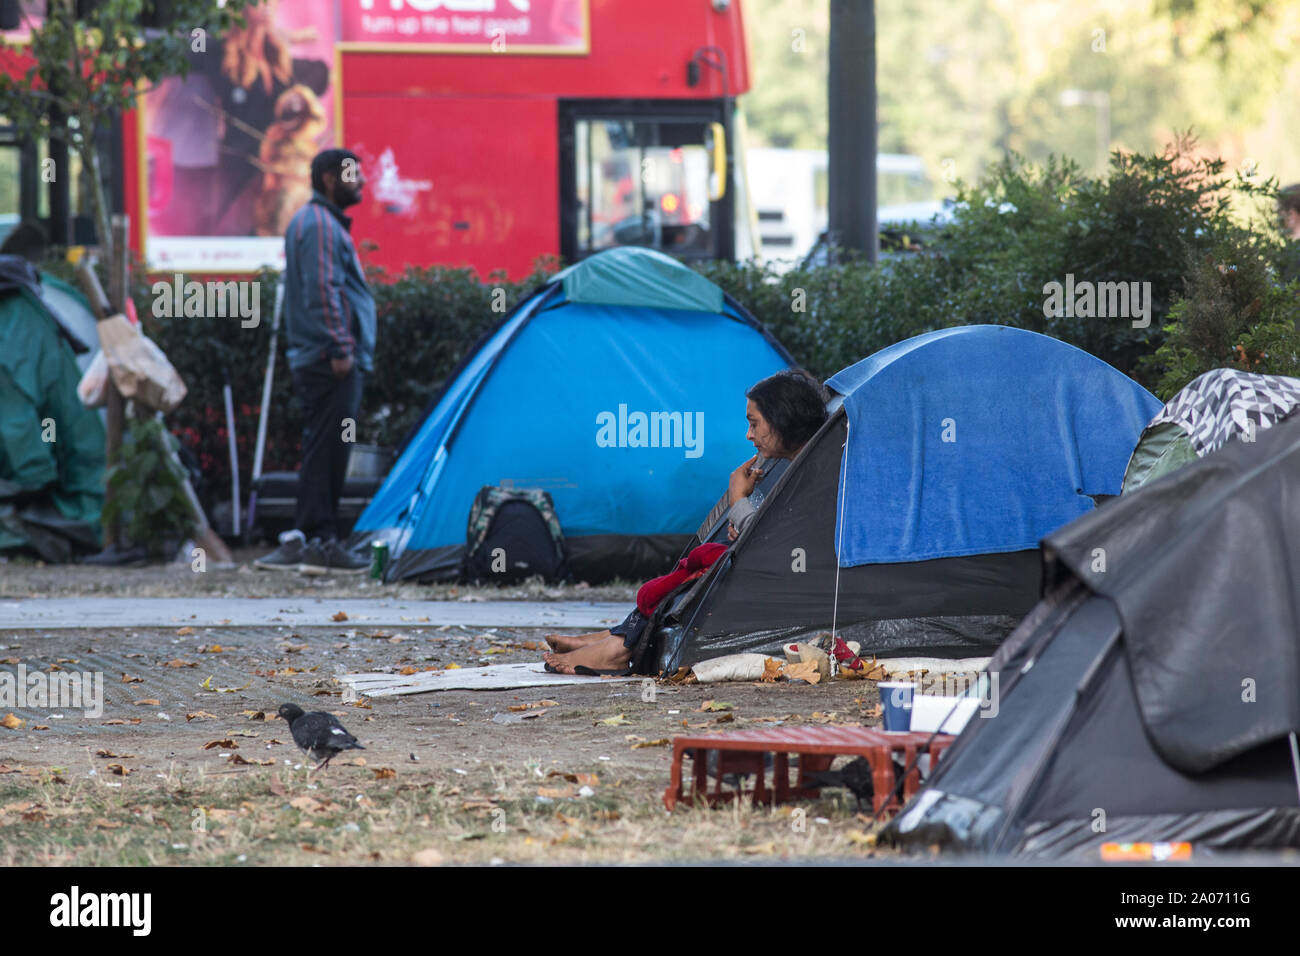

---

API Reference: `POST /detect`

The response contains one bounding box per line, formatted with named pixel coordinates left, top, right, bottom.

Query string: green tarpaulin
left=0, top=282, right=105, bottom=561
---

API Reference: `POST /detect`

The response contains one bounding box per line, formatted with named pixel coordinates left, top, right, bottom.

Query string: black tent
left=885, top=411, right=1300, bottom=857
left=645, top=326, right=1160, bottom=674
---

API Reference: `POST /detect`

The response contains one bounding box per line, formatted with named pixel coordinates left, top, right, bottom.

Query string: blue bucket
left=879, top=682, right=915, bottom=732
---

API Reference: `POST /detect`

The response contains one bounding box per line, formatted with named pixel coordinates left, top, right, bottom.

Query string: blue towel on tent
left=827, top=326, right=1161, bottom=567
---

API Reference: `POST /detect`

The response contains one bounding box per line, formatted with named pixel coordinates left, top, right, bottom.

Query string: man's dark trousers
left=293, top=360, right=364, bottom=541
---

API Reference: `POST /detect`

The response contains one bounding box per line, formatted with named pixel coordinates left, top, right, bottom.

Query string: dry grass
left=0, top=760, right=900, bottom=866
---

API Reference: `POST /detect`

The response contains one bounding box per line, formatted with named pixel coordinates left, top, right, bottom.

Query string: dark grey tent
left=885, top=412, right=1300, bottom=857
left=643, top=326, right=1160, bottom=674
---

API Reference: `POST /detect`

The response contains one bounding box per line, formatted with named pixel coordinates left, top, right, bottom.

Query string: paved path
left=0, top=598, right=629, bottom=630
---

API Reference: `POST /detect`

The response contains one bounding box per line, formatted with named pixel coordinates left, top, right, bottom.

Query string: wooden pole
left=75, top=254, right=124, bottom=550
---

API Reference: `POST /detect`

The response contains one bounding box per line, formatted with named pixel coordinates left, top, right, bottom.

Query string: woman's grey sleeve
left=728, top=496, right=758, bottom=535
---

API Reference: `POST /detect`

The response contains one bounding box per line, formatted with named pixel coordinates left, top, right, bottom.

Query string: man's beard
left=333, top=182, right=362, bottom=210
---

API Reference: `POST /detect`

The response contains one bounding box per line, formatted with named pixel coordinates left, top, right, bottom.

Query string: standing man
left=256, top=148, right=374, bottom=573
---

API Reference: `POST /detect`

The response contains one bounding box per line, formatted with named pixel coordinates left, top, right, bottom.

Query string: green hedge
left=700, top=136, right=1290, bottom=394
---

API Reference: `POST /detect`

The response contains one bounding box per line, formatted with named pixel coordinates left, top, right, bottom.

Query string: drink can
left=369, top=541, right=388, bottom=581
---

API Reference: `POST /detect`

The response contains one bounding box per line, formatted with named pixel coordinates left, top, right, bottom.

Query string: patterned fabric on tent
left=1148, top=368, right=1300, bottom=455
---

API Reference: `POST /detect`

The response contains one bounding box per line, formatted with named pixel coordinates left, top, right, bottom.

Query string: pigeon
left=278, top=703, right=364, bottom=771
left=802, top=757, right=878, bottom=809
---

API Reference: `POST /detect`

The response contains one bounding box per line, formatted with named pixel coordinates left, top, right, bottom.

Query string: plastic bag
left=77, top=350, right=109, bottom=408
left=96, top=313, right=188, bottom=412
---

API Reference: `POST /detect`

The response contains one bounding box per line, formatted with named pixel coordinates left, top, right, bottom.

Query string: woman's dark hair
left=746, top=368, right=828, bottom=454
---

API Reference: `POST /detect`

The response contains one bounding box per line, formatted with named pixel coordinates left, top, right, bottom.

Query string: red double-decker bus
left=3, top=0, right=756, bottom=279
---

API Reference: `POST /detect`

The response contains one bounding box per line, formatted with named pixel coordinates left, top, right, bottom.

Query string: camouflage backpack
left=463, top=486, right=569, bottom=584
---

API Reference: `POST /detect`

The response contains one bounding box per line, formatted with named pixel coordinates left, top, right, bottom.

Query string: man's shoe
left=326, top=539, right=369, bottom=574
left=254, top=530, right=306, bottom=571
left=298, top=537, right=331, bottom=576
left=299, top=538, right=369, bottom=575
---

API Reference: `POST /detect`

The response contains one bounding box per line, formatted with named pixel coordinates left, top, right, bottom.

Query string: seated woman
left=542, top=369, right=828, bottom=675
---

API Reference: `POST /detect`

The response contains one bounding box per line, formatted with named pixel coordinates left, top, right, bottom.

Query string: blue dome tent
left=646, top=325, right=1163, bottom=673
left=351, top=247, right=794, bottom=583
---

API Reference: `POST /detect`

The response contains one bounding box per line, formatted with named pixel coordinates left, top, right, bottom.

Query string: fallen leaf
left=105, top=764, right=131, bottom=776
left=241, top=710, right=268, bottom=720
left=120, top=673, right=144, bottom=684
left=1, top=714, right=24, bottom=730
left=202, top=739, right=238, bottom=750
left=845, top=829, right=878, bottom=848
left=546, top=770, right=599, bottom=786
left=223, top=730, right=259, bottom=738
left=133, top=699, right=161, bottom=707
left=269, top=774, right=287, bottom=796
left=698, top=700, right=734, bottom=712
left=372, top=767, right=397, bottom=780
left=32, top=725, right=49, bottom=731
left=229, top=754, right=274, bottom=766
left=175, top=626, right=195, bottom=636
left=198, top=644, right=224, bottom=654
left=92, top=818, right=124, bottom=829
left=162, top=659, right=197, bottom=668
left=290, top=796, right=338, bottom=814
left=95, top=750, right=136, bottom=759
left=712, top=713, right=736, bottom=724
left=201, top=676, right=249, bottom=694
left=537, top=786, right=576, bottom=799
left=761, top=657, right=784, bottom=683
left=101, top=719, right=141, bottom=726
left=332, top=611, right=349, bottom=622
left=399, top=666, right=417, bottom=676
left=185, top=711, right=219, bottom=722
left=412, top=848, right=443, bottom=866
left=783, top=660, right=822, bottom=684
left=630, top=738, right=671, bottom=749
left=596, top=714, right=631, bottom=726
left=508, top=698, right=560, bottom=712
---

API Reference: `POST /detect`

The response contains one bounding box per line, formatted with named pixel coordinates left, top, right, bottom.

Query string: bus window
left=573, top=117, right=716, bottom=260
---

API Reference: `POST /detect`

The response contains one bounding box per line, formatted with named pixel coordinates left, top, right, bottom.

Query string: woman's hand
left=728, top=454, right=762, bottom=505
left=727, top=521, right=739, bottom=542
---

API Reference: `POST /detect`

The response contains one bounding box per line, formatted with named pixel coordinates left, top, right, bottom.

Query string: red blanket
left=636, top=543, right=728, bottom=616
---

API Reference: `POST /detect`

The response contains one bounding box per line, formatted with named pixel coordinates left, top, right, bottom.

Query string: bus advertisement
left=94, top=0, right=753, bottom=278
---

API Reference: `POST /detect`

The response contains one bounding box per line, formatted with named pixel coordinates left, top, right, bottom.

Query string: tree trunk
left=80, top=130, right=116, bottom=273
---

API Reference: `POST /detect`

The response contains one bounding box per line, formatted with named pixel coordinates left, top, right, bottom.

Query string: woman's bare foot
left=542, top=636, right=631, bottom=675
left=543, top=629, right=614, bottom=652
